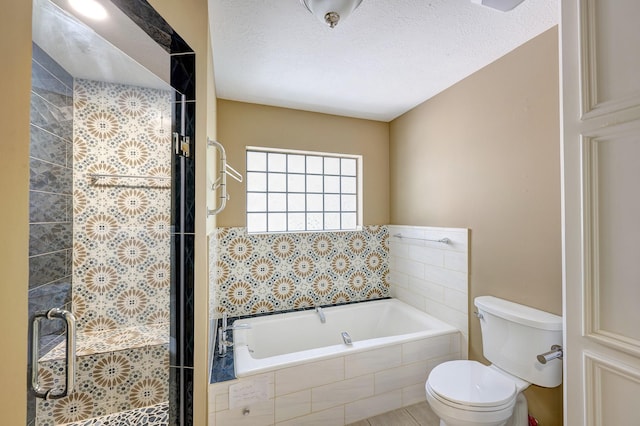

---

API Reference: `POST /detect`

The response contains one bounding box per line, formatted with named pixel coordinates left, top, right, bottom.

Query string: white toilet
left=425, top=296, right=563, bottom=426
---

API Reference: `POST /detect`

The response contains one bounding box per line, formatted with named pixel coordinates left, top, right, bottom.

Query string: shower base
left=36, top=323, right=170, bottom=426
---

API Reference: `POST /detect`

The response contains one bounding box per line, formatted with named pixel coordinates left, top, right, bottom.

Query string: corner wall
left=389, top=27, right=562, bottom=425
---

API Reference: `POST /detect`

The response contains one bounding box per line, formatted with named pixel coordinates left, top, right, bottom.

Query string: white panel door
left=562, top=0, right=640, bottom=424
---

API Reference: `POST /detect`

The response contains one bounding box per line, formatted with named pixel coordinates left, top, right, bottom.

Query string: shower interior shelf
left=89, top=173, right=171, bottom=188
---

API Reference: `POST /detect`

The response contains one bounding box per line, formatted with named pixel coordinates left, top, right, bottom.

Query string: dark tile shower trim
left=168, top=366, right=194, bottom=426
left=171, top=101, right=196, bottom=234
left=170, top=53, right=196, bottom=425
left=109, top=0, right=193, bottom=54
left=170, top=232, right=185, bottom=367
left=183, top=233, right=195, bottom=368
left=170, top=54, right=196, bottom=101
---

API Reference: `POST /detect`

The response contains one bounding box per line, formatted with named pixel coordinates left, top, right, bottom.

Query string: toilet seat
left=427, top=360, right=517, bottom=411
left=426, top=382, right=514, bottom=413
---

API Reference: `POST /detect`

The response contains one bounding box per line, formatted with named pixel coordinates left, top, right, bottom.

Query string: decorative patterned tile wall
left=35, top=78, right=173, bottom=426
left=211, top=226, right=390, bottom=318
left=72, top=78, right=172, bottom=331
left=36, top=343, right=168, bottom=425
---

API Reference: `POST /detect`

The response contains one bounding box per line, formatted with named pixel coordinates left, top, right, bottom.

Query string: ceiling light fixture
left=470, top=0, right=525, bottom=12
left=300, top=0, right=364, bottom=28
left=68, top=0, right=108, bottom=20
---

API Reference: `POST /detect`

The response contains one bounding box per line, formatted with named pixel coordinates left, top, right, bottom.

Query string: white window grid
left=245, top=147, right=363, bottom=234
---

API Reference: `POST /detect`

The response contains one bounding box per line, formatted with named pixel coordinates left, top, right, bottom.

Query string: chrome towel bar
left=207, top=138, right=243, bottom=216
left=393, top=233, right=451, bottom=244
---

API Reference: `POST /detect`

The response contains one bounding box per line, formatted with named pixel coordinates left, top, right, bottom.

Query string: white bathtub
left=233, top=298, right=459, bottom=377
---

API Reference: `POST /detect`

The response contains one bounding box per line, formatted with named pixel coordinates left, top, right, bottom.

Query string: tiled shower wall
left=33, top=78, right=173, bottom=426
left=210, top=226, right=390, bottom=318
left=72, top=78, right=172, bottom=331
left=29, top=43, right=74, bottom=349
left=28, top=42, right=74, bottom=426
left=29, top=1, right=197, bottom=422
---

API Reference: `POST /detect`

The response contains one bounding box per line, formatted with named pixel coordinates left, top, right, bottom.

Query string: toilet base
left=505, top=393, right=528, bottom=426
left=427, top=391, right=528, bottom=426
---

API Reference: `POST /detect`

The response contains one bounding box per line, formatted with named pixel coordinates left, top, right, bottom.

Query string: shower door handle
left=31, top=308, right=76, bottom=399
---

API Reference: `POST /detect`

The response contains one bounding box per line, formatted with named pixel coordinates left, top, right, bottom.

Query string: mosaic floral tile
left=73, top=79, right=172, bottom=332
left=36, top=345, right=169, bottom=426
left=40, top=323, right=169, bottom=362
left=60, top=402, right=169, bottom=425
left=36, top=78, right=174, bottom=426
left=212, top=226, right=390, bottom=317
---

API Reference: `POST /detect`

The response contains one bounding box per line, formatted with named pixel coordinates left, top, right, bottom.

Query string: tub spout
left=341, top=331, right=353, bottom=345
left=218, top=313, right=252, bottom=357
left=315, top=306, right=326, bottom=323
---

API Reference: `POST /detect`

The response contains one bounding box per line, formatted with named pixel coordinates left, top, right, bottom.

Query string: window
left=246, top=147, right=362, bottom=234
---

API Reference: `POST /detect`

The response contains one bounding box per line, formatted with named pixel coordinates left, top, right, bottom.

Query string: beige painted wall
left=216, top=100, right=390, bottom=227
left=0, top=1, right=32, bottom=422
left=389, top=27, right=562, bottom=425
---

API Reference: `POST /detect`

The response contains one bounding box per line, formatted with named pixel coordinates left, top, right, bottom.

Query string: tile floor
left=62, top=403, right=168, bottom=425
left=348, top=402, right=440, bottom=426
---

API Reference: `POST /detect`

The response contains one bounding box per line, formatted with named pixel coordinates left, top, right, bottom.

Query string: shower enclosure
left=27, top=0, right=197, bottom=424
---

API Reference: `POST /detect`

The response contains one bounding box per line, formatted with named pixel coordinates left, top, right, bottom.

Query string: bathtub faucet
left=315, top=306, right=326, bottom=324
left=218, top=313, right=251, bottom=357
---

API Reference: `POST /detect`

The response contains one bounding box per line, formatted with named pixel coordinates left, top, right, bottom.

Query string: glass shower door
left=28, top=0, right=177, bottom=424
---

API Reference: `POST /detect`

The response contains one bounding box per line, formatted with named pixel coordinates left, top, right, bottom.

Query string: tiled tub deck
left=208, top=331, right=461, bottom=425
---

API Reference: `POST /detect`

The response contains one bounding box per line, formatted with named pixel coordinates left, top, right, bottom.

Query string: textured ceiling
left=209, top=0, right=558, bottom=122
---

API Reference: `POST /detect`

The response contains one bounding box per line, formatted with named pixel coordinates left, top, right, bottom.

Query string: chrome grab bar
left=31, top=308, right=76, bottom=399
left=207, top=138, right=243, bottom=217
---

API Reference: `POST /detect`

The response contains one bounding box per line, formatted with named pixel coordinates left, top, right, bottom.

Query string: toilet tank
left=474, top=296, right=563, bottom=388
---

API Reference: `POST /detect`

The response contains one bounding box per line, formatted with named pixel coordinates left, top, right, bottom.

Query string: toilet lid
left=428, top=360, right=516, bottom=408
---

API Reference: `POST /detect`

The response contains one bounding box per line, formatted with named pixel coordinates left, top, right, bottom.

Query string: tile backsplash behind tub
left=210, top=226, right=390, bottom=317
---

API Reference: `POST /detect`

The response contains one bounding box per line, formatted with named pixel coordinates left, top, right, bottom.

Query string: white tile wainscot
left=207, top=333, right=460, bottom=425
left=388, top=225, right=469, bottom=359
